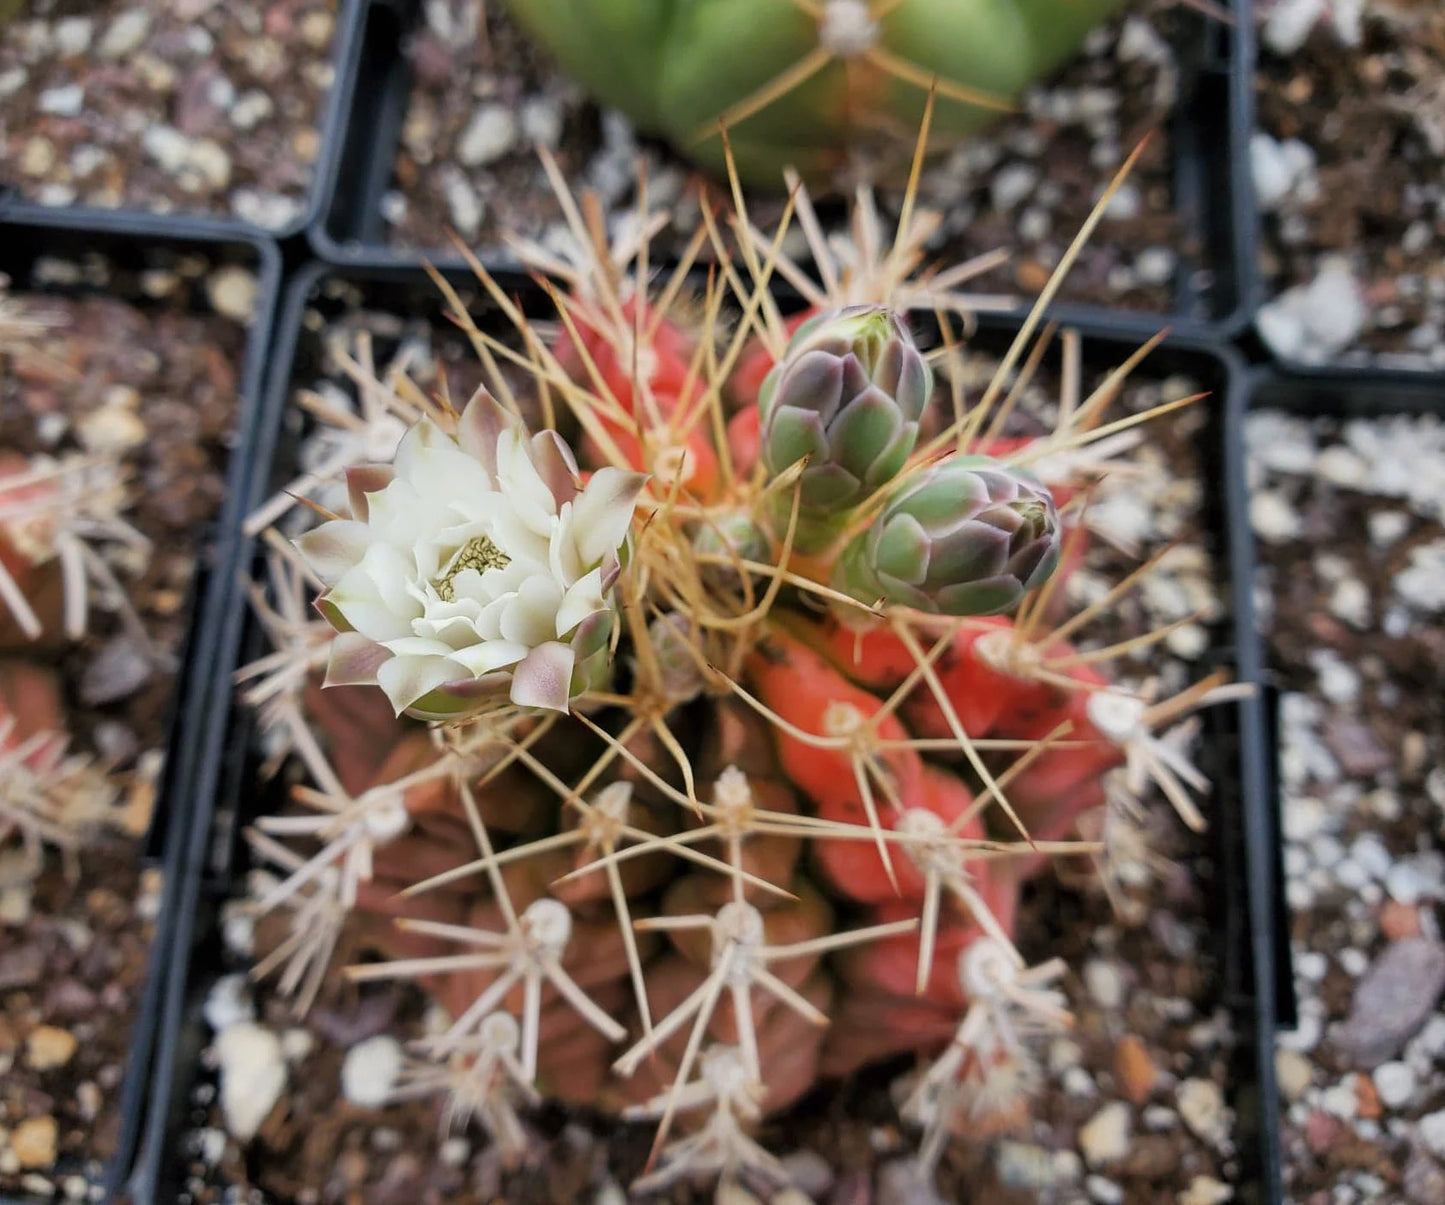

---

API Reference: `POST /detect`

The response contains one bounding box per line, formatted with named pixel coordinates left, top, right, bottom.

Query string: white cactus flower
left=297, top=391, right=646, bottom=717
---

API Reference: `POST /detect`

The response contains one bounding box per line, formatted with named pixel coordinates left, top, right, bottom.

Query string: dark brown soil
left=0, top=0, right=339, bottom=230
left=387, top=5, right=1206, bottom=315
left=0, top=258, right=246, bottom=1194
left=1255, top=3, right=1445, bottom=363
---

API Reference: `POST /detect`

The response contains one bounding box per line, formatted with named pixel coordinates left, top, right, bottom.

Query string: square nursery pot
left=0, top=209, right=280, bottom=1204
left=1246, top=358, right=1445, bottom=965
left=0, top=0, right=365, bottom=244
left=144, top=261, right=1283, bottom=1203
left=309, top=0, right=1257, bottom=341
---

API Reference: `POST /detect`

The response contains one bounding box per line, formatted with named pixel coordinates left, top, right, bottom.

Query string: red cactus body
left=833, top=870, right=1019, bottom=1013
left=813, top=763, right=983, bottom=905
left=809, top=616, right=1015, bottom=739
left=0, top=660, right=66, bottom=766
left=990, top=671, right=1123, bottom=853
left=726, top=404, right=761, bottom=476
left=554, top=297, right=699, bottom=415
left=746, top=626, right=926, bottom=819
left=0, top=454, right=66, bottom=650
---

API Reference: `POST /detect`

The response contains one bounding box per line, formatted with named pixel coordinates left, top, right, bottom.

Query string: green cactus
left=499, top=0, right=1129, bottom=185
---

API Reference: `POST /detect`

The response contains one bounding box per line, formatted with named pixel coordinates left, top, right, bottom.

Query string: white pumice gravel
left=1252, top=406, right=1445, bottom=1200
left=215, top=1022, right=287, bottom=1142
left=341, top=1035, right=404, bottom=1108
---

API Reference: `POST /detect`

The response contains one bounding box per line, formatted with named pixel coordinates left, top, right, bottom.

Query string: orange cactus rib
left=745, top=625, right=924, bottom=814
left=812, top=762, right=983, bottom=905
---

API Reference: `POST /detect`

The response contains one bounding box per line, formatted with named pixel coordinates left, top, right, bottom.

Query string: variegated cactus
left=234, top=145, right=1241, bottom=1194
left=499, top=0, right=1128, bottom=184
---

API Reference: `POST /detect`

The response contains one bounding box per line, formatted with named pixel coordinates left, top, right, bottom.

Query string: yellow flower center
left=434, top=535, right=510, bottom=601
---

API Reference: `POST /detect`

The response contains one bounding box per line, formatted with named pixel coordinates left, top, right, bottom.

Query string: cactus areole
left=499, top=0, right=1129, bottom=184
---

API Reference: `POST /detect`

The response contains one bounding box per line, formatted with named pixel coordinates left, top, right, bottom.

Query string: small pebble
left=206, top=266, right=258, bottom=323
left=1085, top=1174, right=1123, bottom=1204
left=457, top=104, right=519, bottom=167
left=780, top=1149, right=833, bottom=1198
left=1420, top=1110, right=1445, bottom=1160
left=26, top=1025, right=78, bottom=1070
left=216, top=1022, right=286, bottom=1141
left=875, top=1157, right=946, bottom=1205
left=203, top=973, right=254, bottom=1031
left=1084, top=959, right=1125, bottom=1009
left=1078, top=1102, right=1131, bottom=1167
left=1372, top=1061, right=1416, bottom=1110
left=341, top=1035, right=404, bottom=1107
left=1179, top=1176, right=1233, bottom=1205
left=1277, top=1049, right=1313, bottom=1100
left=11, top=1116, right=59, bottom=1169
left=98, top=10, right=152, bottom=59
left=1177, top=1079, right=1230, bottom=1149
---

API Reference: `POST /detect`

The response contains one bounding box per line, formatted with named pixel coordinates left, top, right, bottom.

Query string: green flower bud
left=834, top=455, right=1061, bottom=616
left=758, top=305, right=931, bottom=550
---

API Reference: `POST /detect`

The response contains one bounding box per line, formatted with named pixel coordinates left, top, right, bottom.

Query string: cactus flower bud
left=833, top=456, right=1061, bottom=617
left=758, top=305, right=931, bottom=550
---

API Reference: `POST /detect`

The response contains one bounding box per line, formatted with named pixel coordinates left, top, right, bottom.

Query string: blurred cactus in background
left=498, top=0, right=1129, bottom=184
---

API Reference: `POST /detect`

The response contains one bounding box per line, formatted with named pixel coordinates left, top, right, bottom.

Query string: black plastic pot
left=142, top=260, right=1284, bottom=1202
left=0, top=0, right=365, bottom=246
left=0, top=209, right=281, bottom=1205
left=309, top=0, right=1257, bottom=341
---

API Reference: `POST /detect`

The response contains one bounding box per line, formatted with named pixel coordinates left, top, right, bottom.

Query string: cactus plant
left=499, top=0, right=1129, bottom=185
left=232, top=147, right=1241, bottom=1194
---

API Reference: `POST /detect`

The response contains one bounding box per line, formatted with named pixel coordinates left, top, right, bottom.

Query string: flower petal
left=509, top=641, right=577, bottom=713
left=570, top=467, right=647, bottom=568
left=327, top=572, right=416, bottom=642
left=500, top=576, right=563, bottom=647
left=529, top=430, right=581, bottom=509
left=555, top=567, right=606, bottom=637
left=345, top=465, right=395, bottom=522
left=448, top=639, right=529, bottom=676
left=456, top=388, right=517, bottom=475
left=295, top=520, right=371, bottom=585
left=376, top=655, right=465, bottom=716
left=323, top=631, right=389, bottom=687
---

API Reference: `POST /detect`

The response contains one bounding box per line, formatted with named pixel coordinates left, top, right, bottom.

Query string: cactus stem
left=864, top=45, right=1017, bottom=113
left=686, top=46, right=834, bottom=148
left=886, top=617, right=1035, bottom=845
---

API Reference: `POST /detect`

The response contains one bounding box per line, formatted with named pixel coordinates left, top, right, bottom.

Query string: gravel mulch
left=385, top=1, right=1210, bottom=315
left=0, top=250, right=249, bottom=1195
left=1253, top=0, right=1445, bottom=367
left=1247, top=405, right=1445, bottom=1204
left=0, top=0, right=340, bottom=230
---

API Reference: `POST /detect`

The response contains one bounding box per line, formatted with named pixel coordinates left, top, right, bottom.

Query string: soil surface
left=173, top=295, right=1244, bottom=1205
left=0, top=250, right=248, bottom=1195
left=1247, top=406, right=1445, bottom=1203
left=386, top=2, right=1212, bottom=315
left=0, top=0, right=339, bottom=230
left=1253, top=0, right=1445, bottom=366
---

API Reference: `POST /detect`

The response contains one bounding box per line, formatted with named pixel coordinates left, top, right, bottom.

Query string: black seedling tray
left=0, top=0, right=365, bottom=246
left=0, top=209, right=281, bottom=1205
left=139, top=260, right=1283, bottom=1203
left=308, top=0, right=1257, bottom=341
